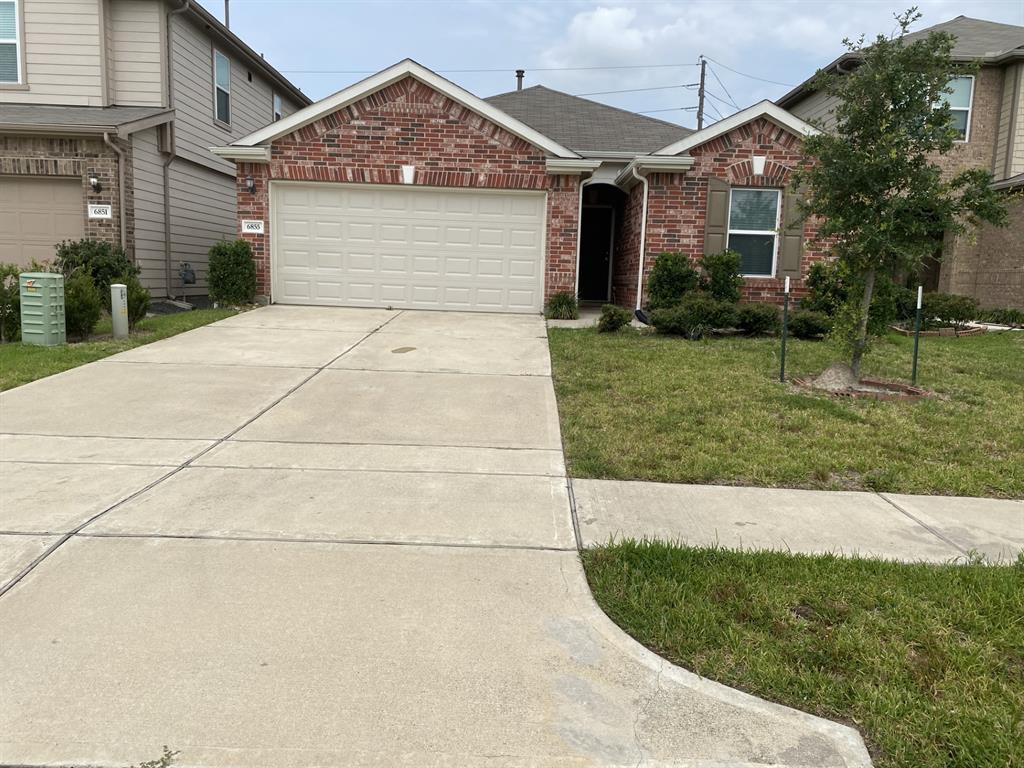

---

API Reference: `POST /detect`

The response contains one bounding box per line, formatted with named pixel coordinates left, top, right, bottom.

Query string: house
left=0, top=0, right=310, bottom=300
left=778, top=15, right=1024, bottom=310
left=211, top=59, right=826, bottom=313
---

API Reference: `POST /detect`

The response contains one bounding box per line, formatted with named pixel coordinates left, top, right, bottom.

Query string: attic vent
left=247, top=71, right=252, bottom=82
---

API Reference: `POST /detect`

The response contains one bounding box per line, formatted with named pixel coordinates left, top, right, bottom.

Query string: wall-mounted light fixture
left=88, top=175, right=102, bottom=192
left=245, top=176, right=256, bottom=194
left=751, top=155, right=767, bottom=176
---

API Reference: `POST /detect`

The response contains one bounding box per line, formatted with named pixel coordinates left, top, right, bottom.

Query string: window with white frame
left=0, top=0, right=21, bottom=84
left=727, top=188, right=781, bottom=277
left=214, top=49, right=231, bottom=124
left=273, top=93, right=283, bottom=122
left=941, top=76, right=973, bottom=141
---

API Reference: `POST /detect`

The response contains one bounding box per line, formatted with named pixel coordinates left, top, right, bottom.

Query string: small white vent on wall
left=401, top=165, right=416, bottom=184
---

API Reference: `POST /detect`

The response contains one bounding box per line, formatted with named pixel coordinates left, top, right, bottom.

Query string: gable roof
left=215, top=59, right=578, bottom=159
left=653, top=100, right=818, bottom=156
left=485, top=85, right=692, bottom=156
left=778, top=15, right=1024, bottom=108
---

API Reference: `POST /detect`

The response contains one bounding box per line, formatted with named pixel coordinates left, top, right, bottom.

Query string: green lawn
left=583, top=541, right=1024, bottom=768
left=548, top=328, right=1024, bottom=497
left=0, top=309, right=237, bottom=391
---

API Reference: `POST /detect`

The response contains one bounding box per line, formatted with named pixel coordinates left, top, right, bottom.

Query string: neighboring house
left=212, top=59, right=825, bottom=314
left=778, top=15, right=1024, bottom=309
left=0, top=0, right=310, bottom=300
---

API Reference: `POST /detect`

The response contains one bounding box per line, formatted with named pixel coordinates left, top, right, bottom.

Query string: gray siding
left=130, top=126, right=167, bottom=293
left=108, top=0, right=164, bottom=106
left=167, top=159, right=236, bottom=297
left=3, top=0, right=105, bottom=105
left=788, top=90, right=840, bottom=132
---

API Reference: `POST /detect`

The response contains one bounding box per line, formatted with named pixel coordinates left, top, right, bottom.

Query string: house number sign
left=241, top=219, right=265, bottom=234
left=87, top=204, right=113, bottom=219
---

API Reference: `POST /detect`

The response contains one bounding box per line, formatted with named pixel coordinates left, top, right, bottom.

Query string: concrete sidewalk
left=573, top=479, right=1024, bottom=562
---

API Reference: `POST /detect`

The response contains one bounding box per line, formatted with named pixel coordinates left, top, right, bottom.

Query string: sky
left=206, top=0, right=1024, bottom=129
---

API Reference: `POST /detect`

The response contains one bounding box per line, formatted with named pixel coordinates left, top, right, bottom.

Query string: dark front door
left=579, top=206, right=614, bottom=301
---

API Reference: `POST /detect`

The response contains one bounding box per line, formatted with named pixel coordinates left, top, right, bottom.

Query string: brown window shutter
left=778, top=185, right=805, bottom=278
left=703, top=177, right=729, bottom=255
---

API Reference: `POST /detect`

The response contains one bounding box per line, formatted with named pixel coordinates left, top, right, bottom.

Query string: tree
left=794, top=8, right=1008, bottom=381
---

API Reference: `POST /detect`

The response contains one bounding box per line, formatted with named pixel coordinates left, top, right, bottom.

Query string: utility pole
left=696, top=55, right=706, bottom=130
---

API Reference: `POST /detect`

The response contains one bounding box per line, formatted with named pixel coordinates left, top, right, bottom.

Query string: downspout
left=631, top=165, right=650, bottom=310
left=102, top=132, right=127, bottom=254
left=163, top=0, right=190, bottom=299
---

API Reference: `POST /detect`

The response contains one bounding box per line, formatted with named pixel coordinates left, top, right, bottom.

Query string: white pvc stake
left=917, top=285, right=923, bottom=310
left=784, top=276, right=791, bottom=294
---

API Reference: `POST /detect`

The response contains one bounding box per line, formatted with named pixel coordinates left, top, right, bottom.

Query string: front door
left=578, top=206, right=613, bottom=301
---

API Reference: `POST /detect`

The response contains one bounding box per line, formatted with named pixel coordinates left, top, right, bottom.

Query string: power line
left=705, top=100, right=725, bottom=121
left=704, top=90, right=737, bottom=111
left=574, top=83, right=698, bottom=97
left=707, top=64, right=739, bottom=109
left=638, top=106, right=698, bottom=114
left=701, top=56, right=796, bottom=87
left=280, top=63, right=699, bottom=75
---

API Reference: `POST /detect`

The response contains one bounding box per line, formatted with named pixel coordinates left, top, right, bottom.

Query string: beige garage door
left=0, top=176, right=85, bottom=265
left=271, top=183, right=546, bottom=313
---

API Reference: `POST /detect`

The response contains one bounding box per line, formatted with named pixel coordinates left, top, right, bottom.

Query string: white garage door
left=271, top=183, right=546, bottom=313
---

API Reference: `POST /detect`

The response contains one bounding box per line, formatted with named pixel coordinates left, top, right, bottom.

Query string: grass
left=0, top=309, right=237, bottom=391
left=582, top=541, right=1024, bottom=768
left=548, top=328, right=1024, bottom=497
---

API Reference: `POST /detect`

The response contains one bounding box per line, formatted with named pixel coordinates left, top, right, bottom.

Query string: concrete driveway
left=0, top=306, right=869, bottom=767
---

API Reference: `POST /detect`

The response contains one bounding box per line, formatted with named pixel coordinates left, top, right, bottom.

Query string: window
left=213, top=49, right=230, bottom=124
left=273, top=93, right=283, bottom=122
left=727, top=188, right=781, bottom=277
left=0, top=0, right=21, bottom=84
left=941, top=76, right=974, bottom=141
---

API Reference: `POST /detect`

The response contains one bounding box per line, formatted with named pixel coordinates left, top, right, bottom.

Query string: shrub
left=119, top=272, right=151, bottom=329
left=699, top=250, right=743, bottom=304
left=0, top=263, right=20, bottom=343
left=736, top=302, right=780, bottom=336
left=55, top=239, right=137, bottom=307
left=597, top=304, right=632, bottom=333
left=650, top=294, right=738, bottom=339
left=544, top=291, right=579, bottom=320
left=787, top=309, right=831, bottom=339
left=208, top=239, right=257, bottom=305
left=922, top=292, right=979, bottom=332
left=646, top=252, right=700, bottom=310
left=801, top=260, right=901, bottom=335
left=64, top=271, right=102, bottom=340
left=980, top=307, right=1024, bottom=327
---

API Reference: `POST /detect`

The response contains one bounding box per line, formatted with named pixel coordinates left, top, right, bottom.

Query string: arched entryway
left=578, top=182, right=627, bottom=303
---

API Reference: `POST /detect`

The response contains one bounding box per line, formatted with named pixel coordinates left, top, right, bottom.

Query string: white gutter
left=210, top=145, right=272, bottom=162
left=545, top=158, right=601, bottom=175
left=631, top=165, right=650, bottom=311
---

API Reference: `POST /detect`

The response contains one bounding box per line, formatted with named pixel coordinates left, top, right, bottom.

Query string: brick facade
left=619, top=118, right=829, bottom=308
left=0, top=135, right=133, bottom=260
left=235, top=76, right=579, bottom=300
left=612, top=183, right=644, bottom=308
left=930, top=66, right=1004, bottom=181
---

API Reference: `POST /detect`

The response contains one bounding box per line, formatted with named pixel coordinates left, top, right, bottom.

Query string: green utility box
left=19, top=272, right=66, bottom=347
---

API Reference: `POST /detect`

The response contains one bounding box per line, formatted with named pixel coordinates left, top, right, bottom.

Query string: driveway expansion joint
left=876, top=491, right=972, bottom=557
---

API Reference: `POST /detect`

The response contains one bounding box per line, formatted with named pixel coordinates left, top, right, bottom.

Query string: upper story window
left=727, top=188, right=781, bottom=277
left=942, top=75, right=973, bottom=142
left=214, top=49, right=231, bottom=125
left=273, top=93, right=283, bottom=122
left=0, top=0, right=21, bottom=84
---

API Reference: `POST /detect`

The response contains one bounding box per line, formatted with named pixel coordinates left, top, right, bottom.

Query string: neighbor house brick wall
left=635, top=118, right=829, bottom=307
left=0, top=135, right=134, bottom=259
left=937, top=192, right=1024, bottom=309
left=235, top=76, right=579, bottom=300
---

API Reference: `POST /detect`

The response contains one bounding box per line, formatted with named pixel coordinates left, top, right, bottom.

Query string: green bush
left=980, top=307, right=1024, bottom=327
left=55, top=239, right=137, bottom=307
left=699, top=250, right=743, bottom=304
left=597, top=304, right=632, bottom=333
left=787, top=309, right=831, bottom=339
left=922, top=292, right=979, bottom=332
left=650, top=294, right=738, bottom=339
left=646, top=252, right=700, bottom=310
left=0, top=263, right=21, bottom=343
left=208, top=239, right=257, bottom=305
left=64, top=271, right=102, bottom=340
left=736, top=302, right=780, bottom=336
left=544, top=291, right=579, bottom=320
left=802, top=261, right=901, bottom=335
left=119, top=272, right=151, bottom=329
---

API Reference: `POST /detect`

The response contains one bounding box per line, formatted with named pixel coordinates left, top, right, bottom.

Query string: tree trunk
left=850, top=267, right=876, bottom=380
